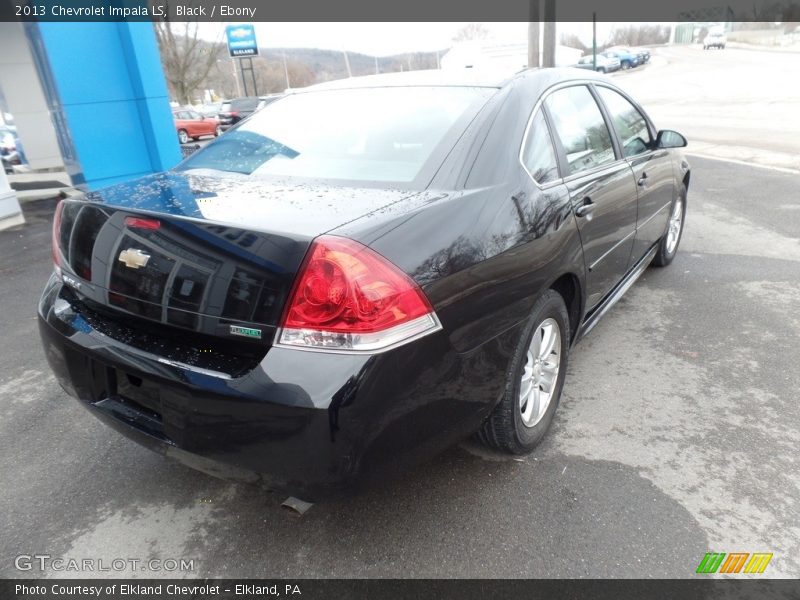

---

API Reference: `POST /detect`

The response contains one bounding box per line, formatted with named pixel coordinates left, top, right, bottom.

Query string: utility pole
left=528, top=0, right=540, bottom=68
left=342, top=50, right=352, bottom=77
left=374, top=55, right=379, bottom=74
left=543, top=0, right=556, bottom=68
left=592, top=13, right=597, bottom=70
left=282, top=50, right=291, bottom=90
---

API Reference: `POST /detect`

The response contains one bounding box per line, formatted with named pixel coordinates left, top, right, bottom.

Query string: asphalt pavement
left=2, top=155, right=798, bottom=578
left=1, top=46, right=799, bottom=579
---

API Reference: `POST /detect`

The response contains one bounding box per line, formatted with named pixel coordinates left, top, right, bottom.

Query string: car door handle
left=574, top=197, right=596, bottom=218
left=638, top=172, right=648, bottom=187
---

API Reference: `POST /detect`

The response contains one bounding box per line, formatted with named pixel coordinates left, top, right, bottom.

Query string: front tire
left=478, top=290, right=570, bottom=454
left=652, top=185, right=686, bottom=267
left=621, top=60, right=631, bottom=70
left=178, top=129, right=190, bottom=144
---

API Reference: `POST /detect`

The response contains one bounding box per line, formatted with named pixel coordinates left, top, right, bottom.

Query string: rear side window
left=596, top=87, right=652, bottom=157
left=521, top=110, right=559, bottom=184
left=545, top=85, right=616, bottom=176
left=179, top=86, right=494, bottom=183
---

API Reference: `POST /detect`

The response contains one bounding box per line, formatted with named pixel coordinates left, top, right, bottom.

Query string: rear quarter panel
left=336, top=76, right=586, bottom=356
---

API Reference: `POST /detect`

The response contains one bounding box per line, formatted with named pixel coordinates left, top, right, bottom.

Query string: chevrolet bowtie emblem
left=118, top=248, right=151, bottom=269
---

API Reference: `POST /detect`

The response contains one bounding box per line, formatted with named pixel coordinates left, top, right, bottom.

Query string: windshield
left=178, top=86, right=494, bottom=183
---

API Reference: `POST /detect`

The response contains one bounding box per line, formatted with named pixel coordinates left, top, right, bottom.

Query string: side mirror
left=656, top=130, right=687, bottom=149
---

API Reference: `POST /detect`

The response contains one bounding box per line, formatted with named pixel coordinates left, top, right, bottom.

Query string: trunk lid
left=55, top=172, right=418, bottom=362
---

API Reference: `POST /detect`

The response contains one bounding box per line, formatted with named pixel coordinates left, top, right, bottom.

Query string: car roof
left=292, top=67, right=606, bottom=95
left=298, top=69, right=511, bottom=92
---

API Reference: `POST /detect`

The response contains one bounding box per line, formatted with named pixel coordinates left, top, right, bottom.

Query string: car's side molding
left=575, top=242, right=659, bottom=341
left=637, top=200, right=673, bottom=232
left=588, top=229, right=636, bottom=272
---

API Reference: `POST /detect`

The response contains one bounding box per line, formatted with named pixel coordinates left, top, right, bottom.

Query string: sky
left=198, top=22, right=620, bottom=56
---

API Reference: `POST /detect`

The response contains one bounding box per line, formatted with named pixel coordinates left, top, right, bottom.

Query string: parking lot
left=1, top=45, right=798, bottom=579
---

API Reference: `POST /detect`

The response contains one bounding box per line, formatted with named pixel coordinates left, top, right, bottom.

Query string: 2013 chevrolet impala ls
left=39, top=68, right=689, bottom=497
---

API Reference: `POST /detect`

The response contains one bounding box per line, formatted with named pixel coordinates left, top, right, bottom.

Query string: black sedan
left=39, top=69, right=689, bottom=498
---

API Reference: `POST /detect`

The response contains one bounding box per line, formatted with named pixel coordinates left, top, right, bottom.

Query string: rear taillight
left=52, top=200, right=64, bottom=275
left=278, top=236, right=441, bottom=352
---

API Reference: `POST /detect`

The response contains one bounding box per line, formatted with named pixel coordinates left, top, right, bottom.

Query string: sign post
left=225, top=25, right=259, bottom=97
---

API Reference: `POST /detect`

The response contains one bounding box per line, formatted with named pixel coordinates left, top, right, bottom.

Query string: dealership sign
left=225, top=24, right=259, bottom=57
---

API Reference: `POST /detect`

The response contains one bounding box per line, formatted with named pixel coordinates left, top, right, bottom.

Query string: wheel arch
left=549, top=273, right=583, bottom=345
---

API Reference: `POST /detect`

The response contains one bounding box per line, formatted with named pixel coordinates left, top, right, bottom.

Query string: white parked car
left=703, top=28, right=727, bottom=49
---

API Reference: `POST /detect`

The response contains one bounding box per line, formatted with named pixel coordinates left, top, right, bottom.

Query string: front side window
left=179, top=86, right=494, bottom=183
left=521, top=110, right=559, bottom=184
left=545, top=86, right=616, bottom=176
left=596, top=87, right=652, bottom=157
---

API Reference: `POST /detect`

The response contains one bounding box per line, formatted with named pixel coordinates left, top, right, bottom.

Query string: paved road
left=612, top=44, right=800, bottom=171
left=2, top=157, right=798, bottom=579
left=2, top=49, right=800, bottom=580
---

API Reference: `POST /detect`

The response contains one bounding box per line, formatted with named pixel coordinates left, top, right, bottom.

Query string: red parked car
left=172, top=109, right=221, bottom=144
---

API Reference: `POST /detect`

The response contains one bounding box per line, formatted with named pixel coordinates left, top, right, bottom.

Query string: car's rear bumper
left=38, top=275, right=514, bottom=498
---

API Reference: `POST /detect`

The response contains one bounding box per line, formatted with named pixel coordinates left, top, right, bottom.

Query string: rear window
left=178, top=86, right=494, bottom=183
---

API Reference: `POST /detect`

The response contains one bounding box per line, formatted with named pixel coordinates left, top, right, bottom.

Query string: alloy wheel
left=519, top=318, right=562, bottom=428
left=666, top=199, right=684, bottom=255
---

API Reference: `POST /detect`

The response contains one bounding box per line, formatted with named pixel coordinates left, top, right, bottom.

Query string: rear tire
left=652, top=185, right=686, bottom=267
left=478, top=290, right=570, bottom=454
left=621, top=60, right=631, bottom=70
left=178, top=129, right=189, bottom=144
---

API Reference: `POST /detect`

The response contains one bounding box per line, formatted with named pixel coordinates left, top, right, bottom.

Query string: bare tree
left=607, top=24, right=670, bottom=47
left=253, top=59, right=315, bottom=94
left=560, top=32, right=587, bottom=52
left=154, top=19, right=223, bottom=105
left=453, top=23, right=490, bottom=42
